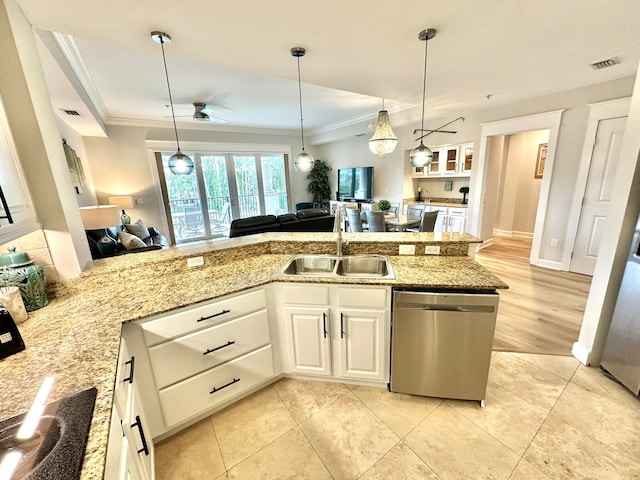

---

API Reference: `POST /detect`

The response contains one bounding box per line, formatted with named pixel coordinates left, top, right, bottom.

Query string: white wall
left=314, top=134, right=403, bottom=203
left=56, top=117, right=96, bottom=207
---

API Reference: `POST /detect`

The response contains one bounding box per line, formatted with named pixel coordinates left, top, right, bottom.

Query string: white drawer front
left=148, top=309, right=271, bottom=389
left=336, top=287, right=387, bottom=309
left=447, top=207, right=467, bottom=216
left=158, top=345, right=274, bottom=427
left=282, top=285, right=330, bottom=306
left=142, top=288, right=266, bottom=346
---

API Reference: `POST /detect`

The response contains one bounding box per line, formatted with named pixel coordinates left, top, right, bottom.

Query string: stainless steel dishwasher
left=390, top=289, right=499, bottom=406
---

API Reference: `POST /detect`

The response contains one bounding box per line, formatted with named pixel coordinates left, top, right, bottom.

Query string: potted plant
left=377, top=199, right=391, bottom=212
left=459, top=186, right=469, bottom=204
left=307, top=159, right=332, bottom=207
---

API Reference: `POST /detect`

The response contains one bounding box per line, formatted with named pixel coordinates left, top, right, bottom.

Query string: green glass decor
left=0, top=246, right=48, bottom=312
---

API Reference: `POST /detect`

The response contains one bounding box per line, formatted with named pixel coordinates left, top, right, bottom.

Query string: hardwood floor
left=476, top=236, right=592, bottom=356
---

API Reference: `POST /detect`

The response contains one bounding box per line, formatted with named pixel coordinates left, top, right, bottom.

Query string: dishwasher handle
left=395, top=303, right=495, bottom=313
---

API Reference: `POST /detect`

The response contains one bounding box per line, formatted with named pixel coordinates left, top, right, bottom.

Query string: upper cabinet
left=0, top=96, right=38, bottom=243
left=413, top=142, right=473, bottom=178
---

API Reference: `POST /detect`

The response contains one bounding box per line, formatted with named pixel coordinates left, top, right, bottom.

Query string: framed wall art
left=535, top=143, right=548, bottom=179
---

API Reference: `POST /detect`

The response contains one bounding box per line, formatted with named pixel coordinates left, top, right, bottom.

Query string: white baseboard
left=492, top=228, right=534, bottom=239
left=535, top=259, right=563, bottom=270
left=571, top=342, right=591, bottom=366
left=478, top=238, right=494, bottom=250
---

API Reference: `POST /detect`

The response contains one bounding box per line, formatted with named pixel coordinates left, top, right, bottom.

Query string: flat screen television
left=337, top=167, right=374, bottom=201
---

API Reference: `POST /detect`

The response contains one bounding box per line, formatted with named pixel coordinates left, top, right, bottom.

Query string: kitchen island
left=0, top=231, right=507, bottom=479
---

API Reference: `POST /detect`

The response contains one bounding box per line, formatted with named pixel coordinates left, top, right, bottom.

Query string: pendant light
left=409, top=28, right=436, bottom=168
left=368, top=99, right=398, bottom=156
left=151, top=31, right=194, bottom=175
left=291, top=47, right=314, bottom=173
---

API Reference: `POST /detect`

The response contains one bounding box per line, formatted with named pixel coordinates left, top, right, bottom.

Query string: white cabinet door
left=336, top=309, right=386, bottom=381
left=442, top=146, right=460, bottom=175
left=125, top=388, right=155, bottom=480
left=447, top=208, right=467, bottom=233
left=113, top=336, right=134, bottom=421
left=459, top=143, right=473, bottom=175
left=448, top=214, right=466, bottom=233
left=284, top=307, right=331, bottom=376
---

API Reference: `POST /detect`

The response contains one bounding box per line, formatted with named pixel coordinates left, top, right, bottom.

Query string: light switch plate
left=425, top=245, right=441, bottom=255
left=399, top=244, right=416, bottom=255
left=187, top=256, right=204, bottom=267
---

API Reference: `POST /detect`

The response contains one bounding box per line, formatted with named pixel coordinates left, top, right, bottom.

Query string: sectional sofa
left=229, top=208, right=334, bottom=238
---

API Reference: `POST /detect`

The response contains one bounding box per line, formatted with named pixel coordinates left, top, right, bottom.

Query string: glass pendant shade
left=168, top=149, right=195, bottom=175
left=293, top=151, right=315, bottom=173
left=409, top=141, right=434, bottom=167
left=369, top=110, right=398, bottom=156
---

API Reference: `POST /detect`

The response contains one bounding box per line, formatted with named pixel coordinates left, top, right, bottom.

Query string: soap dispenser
left=0, top=306, right=25, bottom=359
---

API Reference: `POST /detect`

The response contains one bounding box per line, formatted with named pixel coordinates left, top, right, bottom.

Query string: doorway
left=490, top=130, right=550, bottom=254
left=469, top=110, right=563, bottom=267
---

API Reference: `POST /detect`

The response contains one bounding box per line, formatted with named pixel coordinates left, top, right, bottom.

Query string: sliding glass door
left=158, top=152, right=289, bottom=243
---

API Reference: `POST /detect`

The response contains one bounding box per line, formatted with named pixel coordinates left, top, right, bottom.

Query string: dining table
left=385, top=214, right=421, bottom=232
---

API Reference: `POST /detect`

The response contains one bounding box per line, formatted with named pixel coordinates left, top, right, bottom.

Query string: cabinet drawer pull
left=210, top=377, right=240, bottom=394
left=203, top=340, right=235, bottom=355
left=131, top=415, right=150, bottom=456
left=124, top=356, right=135, bottom=384
left=340, top=312, right=345, bottom=339
left=323, top=313, right=328, bottom=339
left=197, top=309, right=231, bottom=322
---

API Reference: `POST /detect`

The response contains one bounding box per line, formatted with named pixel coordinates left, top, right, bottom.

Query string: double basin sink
left=280, top=254, right=395, bottom=279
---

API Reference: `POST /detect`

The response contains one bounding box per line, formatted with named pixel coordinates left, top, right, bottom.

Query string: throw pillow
left=118, top=231, right=146, bottom=250
left=125, top=219, right=150, bottom=240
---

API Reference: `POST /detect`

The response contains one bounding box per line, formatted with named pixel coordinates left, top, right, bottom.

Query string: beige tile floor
left=155, top=352, right=640, bottom=480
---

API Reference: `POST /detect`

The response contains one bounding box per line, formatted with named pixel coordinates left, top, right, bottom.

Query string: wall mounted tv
left=337, top=167, right=374, bottom=201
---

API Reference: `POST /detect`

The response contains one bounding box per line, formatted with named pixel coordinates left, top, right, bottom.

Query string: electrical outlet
left=134, top=197, right=144, bottom=205
left=550, top=239, right=559, bottom=247
left=425, top=245, right=441, bottom=255
left=187, top=256, right=204, bottom=267
left=399, top=244, right=416, bottom=255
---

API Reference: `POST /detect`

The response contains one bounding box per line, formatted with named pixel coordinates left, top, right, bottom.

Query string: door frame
left=564, top=97, right=631, bottom=271
left=468, top=110, right=564, bottom=267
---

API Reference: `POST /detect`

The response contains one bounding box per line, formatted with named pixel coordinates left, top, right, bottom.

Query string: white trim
left=469, top=110, right=564, bottom=269
left=571, top=341, right=591, bottom=365
left=145, top=140, right=292, bottom=154
left=492, top=228, right=534, bottom=239
left=478, top=238, right=494, bottom=249
left=563, top=97, right=631, bottom=271
left=535, top=259, right=563, bottom=270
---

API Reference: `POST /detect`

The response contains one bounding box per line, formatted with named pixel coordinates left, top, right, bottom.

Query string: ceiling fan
left=168, top=102, right=226, bottom=123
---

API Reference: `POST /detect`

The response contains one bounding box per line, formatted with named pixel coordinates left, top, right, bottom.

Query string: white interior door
left=571, top=116, right=627, bottom=275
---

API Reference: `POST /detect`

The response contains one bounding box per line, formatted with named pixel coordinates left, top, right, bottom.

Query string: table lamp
left=108, top=196, right=134, bottom=225
left=79, top=206, right=122, bottom=257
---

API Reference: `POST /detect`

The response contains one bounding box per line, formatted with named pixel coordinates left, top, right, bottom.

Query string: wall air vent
left=62, top=109, right=80, bottom=116
left=590, top=57, right=620, bottom=70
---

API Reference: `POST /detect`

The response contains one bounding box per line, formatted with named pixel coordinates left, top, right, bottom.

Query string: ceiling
left=14, top=0, right=640, bottom=138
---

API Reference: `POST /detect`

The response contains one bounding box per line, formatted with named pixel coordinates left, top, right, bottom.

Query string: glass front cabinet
left=413, top=142, right=473, bottom=178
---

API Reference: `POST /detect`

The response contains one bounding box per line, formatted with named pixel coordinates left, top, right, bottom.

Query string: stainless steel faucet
left=335, top=209, right=343, bottom=256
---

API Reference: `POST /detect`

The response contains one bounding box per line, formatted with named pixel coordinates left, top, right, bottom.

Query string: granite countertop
left=0, top=232, right=505, bottom=479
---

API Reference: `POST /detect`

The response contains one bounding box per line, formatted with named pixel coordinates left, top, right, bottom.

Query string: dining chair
left=366, top=210, right=386, bottom=232
left=418, top=210, right=439, bottom=232
left=183, top=207, right=204, bottom=236
left=407, top=204, right=425, bottom=221
left=388, top=203, right=400, bottom=219
left=346, top=208, right=363, bottom=232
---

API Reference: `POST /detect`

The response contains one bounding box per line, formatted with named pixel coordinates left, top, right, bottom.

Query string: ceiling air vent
left=590, top=57, right=620, bottom=70
left=62, top=109, right=80, bottom=116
